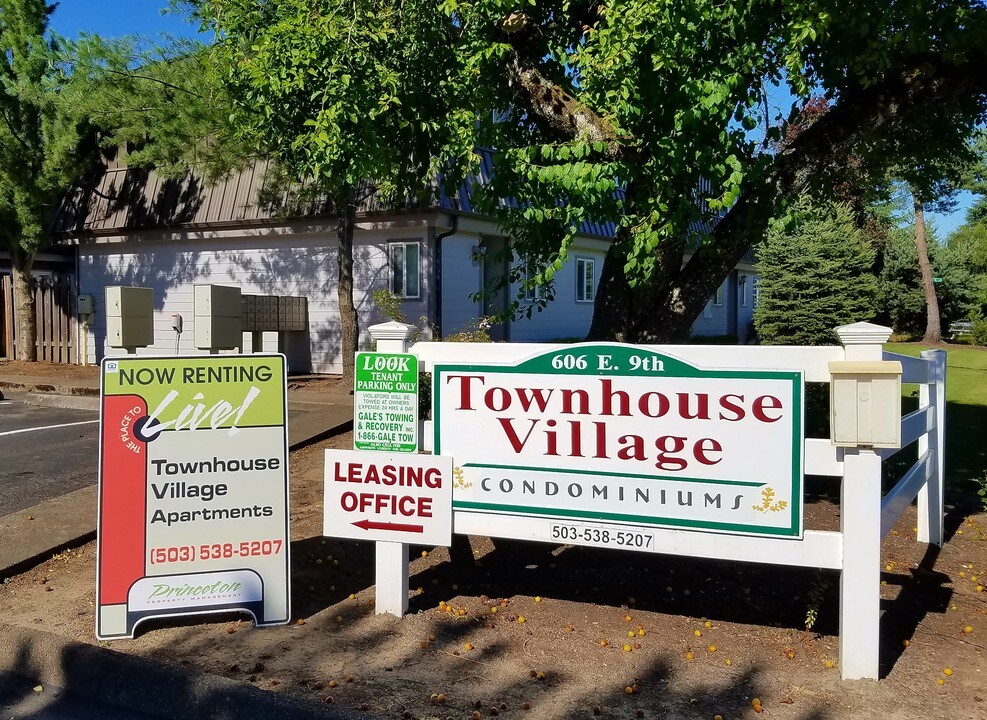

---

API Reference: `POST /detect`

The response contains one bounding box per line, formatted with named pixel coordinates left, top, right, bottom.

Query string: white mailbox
left=193, top=284, right=242, bottom=350
left=829, top=361, right=903, bottom=449
left=105, top=286, right=154, bottom=349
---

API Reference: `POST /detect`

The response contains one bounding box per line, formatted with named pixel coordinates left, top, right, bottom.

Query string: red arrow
left=352, top=518, right=424, bottom=533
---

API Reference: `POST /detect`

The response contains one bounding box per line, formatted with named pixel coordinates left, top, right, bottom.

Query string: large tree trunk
left=10, top=245, right=37, bottom=362
left=587, top=241, right=727, bottom=343
left=335, top=185, right=359, bottom=384
left=912, top=192, right=941, bottom=343
left=588, top=183, right=769, bottom=343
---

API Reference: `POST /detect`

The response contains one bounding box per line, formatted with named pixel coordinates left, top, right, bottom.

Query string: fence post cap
left=368, top=321, right=417, bottom=342
left=834, top=322, right=893, bottom=346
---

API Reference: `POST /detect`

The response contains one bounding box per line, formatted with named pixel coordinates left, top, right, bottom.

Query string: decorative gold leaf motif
left=752, top=486, right=786, bottom=513
left=452, top=466, right=471, bottom=490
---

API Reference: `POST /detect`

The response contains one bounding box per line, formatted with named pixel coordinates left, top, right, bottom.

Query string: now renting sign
left=96, top=354, right=290, bottom=640
left=433, top=344, right=804, bottom=539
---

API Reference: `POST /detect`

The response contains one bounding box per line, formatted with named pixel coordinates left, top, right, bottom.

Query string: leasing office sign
left=433, top=344, right=804, bottom=539
left=96, top=354, right=290, bottom=640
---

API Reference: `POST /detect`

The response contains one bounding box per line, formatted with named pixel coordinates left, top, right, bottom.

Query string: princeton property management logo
left=128, top=570, right=263, bottom=611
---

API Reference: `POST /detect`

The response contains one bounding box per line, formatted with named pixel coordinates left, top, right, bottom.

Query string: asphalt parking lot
left=0, top=393, right=99, bottom=517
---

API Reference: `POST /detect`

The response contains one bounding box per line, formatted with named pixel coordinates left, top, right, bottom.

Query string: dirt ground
left=0, top=359, right=100, bottom=381
left=0, top=427, right=984, bottom=720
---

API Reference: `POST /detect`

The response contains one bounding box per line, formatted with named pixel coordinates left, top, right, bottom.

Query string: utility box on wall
left=105, top=286, right=154, bottom=349
left=194, top=284, right=242, bottom=350
left=829, top=361, right=903, bottom=449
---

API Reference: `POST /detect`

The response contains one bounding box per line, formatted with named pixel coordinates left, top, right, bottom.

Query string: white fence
left=368, top=321, right=946, bottom=681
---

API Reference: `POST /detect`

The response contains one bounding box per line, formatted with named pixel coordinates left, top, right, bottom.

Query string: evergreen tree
left=878, top=224, right=981, bottom=335
left=0, top=0, right=95, bottom=360
left=755, top=201, right=877, bottom=345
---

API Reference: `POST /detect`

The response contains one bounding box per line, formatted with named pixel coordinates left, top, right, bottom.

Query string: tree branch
left=673, top=51, right=987, bottom=330
left=95, top=67, right=204, bottom=100
left=497, top=12, right=623, bottom=157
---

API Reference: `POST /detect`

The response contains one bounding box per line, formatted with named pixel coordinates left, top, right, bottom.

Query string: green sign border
left=354, top=351, right=419, bottom=453
left=433, top=343, right=804, bottom=538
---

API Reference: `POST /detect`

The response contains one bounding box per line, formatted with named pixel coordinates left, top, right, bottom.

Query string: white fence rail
left=368, top=322, right=946, bottom=682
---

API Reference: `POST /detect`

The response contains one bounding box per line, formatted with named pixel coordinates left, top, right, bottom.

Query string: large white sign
left=434, top=344, right=804, bottom=540
left=324, top=450, right=454, bottom=546
left=96, top=355, right=290, bottom=640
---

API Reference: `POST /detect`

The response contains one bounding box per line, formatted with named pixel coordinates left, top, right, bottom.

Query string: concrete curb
left=0, top=486, right=98, bottom=580
left=21, top=391, right=100, bottom=411
left=0, top=380, right=99, bottom=397
left=0, top=623, right=369, bottom=720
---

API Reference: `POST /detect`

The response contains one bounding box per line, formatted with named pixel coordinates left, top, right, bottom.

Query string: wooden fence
left=0, top=273, right=77, bottom=363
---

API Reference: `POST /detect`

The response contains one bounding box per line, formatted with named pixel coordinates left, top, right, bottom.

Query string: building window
left=752, top=276, right=762, bottom=307
left=739, top=275, right=748, bottom=307
left=390, top=242, right=421, bottom=298
left=576, top=257, right=595, bottom=303
left=713, top=282, right=725, bottom=307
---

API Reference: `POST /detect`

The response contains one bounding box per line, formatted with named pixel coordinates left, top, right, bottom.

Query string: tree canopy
left=171, top=1, right=987, bottom=343
left=0, top=0, right=103, bottom=359
left=0, top=0, right=91, bottom=259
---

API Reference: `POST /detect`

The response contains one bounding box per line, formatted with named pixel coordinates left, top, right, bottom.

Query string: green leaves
left=756, top=199, right=879, bottom=345
left=0, top=0, right=92, bottom=254
left=191, top=0, right=476, bottom=198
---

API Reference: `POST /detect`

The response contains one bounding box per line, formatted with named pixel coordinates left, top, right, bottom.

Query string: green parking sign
left=354, top=352, right=419, bottom=452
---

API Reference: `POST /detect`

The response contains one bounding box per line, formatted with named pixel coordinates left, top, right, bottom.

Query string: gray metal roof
left=51, top=155, right=434, bottom=235
left=53, top=149, right=736, bottom=252
left=52, top=149, right=620, bottom=240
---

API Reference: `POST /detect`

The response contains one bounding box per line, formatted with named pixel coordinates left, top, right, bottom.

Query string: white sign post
left=363, top=322, right=421, bottom=615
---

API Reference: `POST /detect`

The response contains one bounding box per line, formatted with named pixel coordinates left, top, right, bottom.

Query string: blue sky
left=49, top=1, right=201, bottom=42
left=47, top=2, right=975, bottom=237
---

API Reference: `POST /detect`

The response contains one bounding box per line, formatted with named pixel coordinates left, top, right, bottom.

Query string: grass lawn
left=886, top=342, right=987, bottom=492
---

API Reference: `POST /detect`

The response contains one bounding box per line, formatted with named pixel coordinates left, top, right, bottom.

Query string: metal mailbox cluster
left=242, top=294, right=307, bottom=333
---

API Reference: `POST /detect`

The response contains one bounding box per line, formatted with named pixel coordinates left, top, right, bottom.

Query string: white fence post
left=367, top=321, right=417, bottom=616
left=917, top=349, right=947, bottom=546
left=835, top=322, right=891, bottom=681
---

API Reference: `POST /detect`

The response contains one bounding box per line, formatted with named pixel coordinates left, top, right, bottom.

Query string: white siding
left=439, top=233, right=483, bottom=337
left=689, top=306, right=730, bottom=337
left=77, top=220, right=760, bottom=372
left=78, top=227, right=427, bottom=374
left=508, top=240, right=608, bottom=342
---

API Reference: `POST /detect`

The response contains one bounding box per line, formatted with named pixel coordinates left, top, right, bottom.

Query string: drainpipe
left=433, top=213, right=458, bottom=339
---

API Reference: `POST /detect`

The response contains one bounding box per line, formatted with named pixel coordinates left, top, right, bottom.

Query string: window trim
left=713, top=282, right=725, bottom=307
left=752, top=276, right=762, bottom=308
left=389, top=241, right=421, bottom=299
left=575, top=256, right=596, bottom=303
left=739, top=278, right=748, bottom=308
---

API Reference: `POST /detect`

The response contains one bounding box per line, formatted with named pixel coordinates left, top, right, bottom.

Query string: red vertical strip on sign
left=98, top=394, right=148, bottom=604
